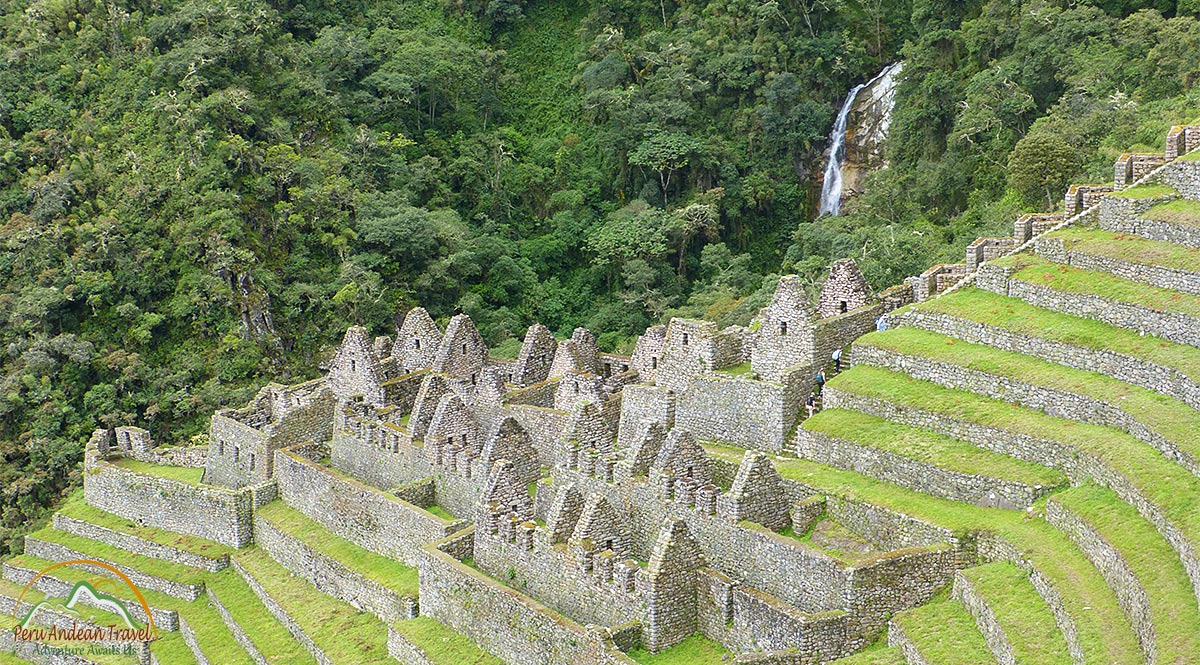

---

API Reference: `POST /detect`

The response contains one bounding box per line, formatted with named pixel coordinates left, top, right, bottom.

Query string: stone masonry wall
left=252, top=514, right=417, bottom=623
left=979, top=262, right=1200, bottom=350
left=52, top=512, right=229, bottom=572
left=83, top=440, right=253, bottom=548
left=1152, top=156, right=1200, bottom=198
left=892, top=307, right=1200, bottom=415
left=1036, top=234, right=1200, bottom=295
left=419, top=529, right=636, bottom=665
left=273, top=447, right=460, bottom=565
left=675, top=376, right=800, bottom=453
left=793, top=429, right=1050, bottom=509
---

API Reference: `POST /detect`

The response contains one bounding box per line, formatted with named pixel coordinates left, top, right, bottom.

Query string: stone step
left=887, top=599, right=993, bottom=665
left=53, top=493, right=231, bottom=572
left=1035, top=226, right=1200, bottom=295
left=852, top=326, right=1200, bottom=479
left=232, top=549, right=392, bottom=664
left=22, top=529, right=205, bottom=601
left=897, top=287, right=1200, bottom=412
left=205, top=568, right=317, bottom=665
left=388, top=616, right=503, bottom=665
left=253, top=500, right=418, bottom=624
left=1102, top=197, right=1200, bottom=246
left=797, top=409, right=1065, bottom=509
left=979, top=253, right=1200, bottom=349
left=2, top=556, right=179, bottom=631
left=1047, top=484, right=1200, bottom=664
left=702, top=443, right=1140, bottom=664
left=952, top=562, right=1072, bottom=665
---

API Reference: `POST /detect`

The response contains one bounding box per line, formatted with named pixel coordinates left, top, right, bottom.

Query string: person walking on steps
left=815, top=369, right=826, bottom=395
left=832, top=347, right=842, bottom=373
left=806, top=391, right=818, bottom=419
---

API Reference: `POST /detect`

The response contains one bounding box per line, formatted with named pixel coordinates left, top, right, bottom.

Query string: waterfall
left=818, top=61, right=904, bottom=216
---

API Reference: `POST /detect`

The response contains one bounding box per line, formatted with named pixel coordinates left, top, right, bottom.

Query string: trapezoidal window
left=414, top=338, right=421, bottom=350
left=839, top=300, right=848, bottom=313
left=605, top=538, right=614, bottom=551
left=350, top=359, right=357, bottom=372
left=682, top=333, right=690, bottom=346
left=574, top=382, right=580, bottom=394
left=462, top=343, right=468, bottom=355
left=651, top=357, right=658, bottom=369
left=780, top=321, right=788, bottom=336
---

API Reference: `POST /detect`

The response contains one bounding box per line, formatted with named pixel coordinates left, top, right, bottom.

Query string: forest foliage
left=2, top=0, right=1200, bottom=552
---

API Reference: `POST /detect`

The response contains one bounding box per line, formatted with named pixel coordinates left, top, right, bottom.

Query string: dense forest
left=2, top=0, right=1200, bottom=553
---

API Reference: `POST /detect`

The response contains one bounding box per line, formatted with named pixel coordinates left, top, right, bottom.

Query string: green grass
left=1143, top=197, right=1200, bottom=226
left=910, top=287, right=1200, bottom=382
left=149, top=632, right=197, bottom=665
left=855, top=326, right=1200, bottom=466
left=425, top=505, right=455, bottom=520
left=715, top=361, right=755, bottom=376
left=627, top=633, right=730, bottom=665
left=55, top=490, right=232, bottom=560
left=1178, top=150, right=1200, bottom=161
left=25, top=527, right=207, bottom=585
left=829, top=643, right=906, bottom=664
left=255, top=501, right=419, bottom=597
left=991, top=253, right=1200, bottom=318
left=205, top=568, right=317, bottom=665
left=701, top=442, right=1139, bottom=664
left=391, top=616, right=502, bottom=664
left=1054, top=483, right=1200, bottom=661
left=107, top=458, right=205, bottom=486
left=891, top=600, right=993, bottom=663
left=6, top=553, right=188, bottom=613
left=1046, top=226, right=1200, bottom=272
left=1106, top=183, right=1177, bottom=199
left=803, top=409, right=1065, bottom=487
left=960, top=562, right=1072, bottom=663
left=235, top=549, right=391, bottom=663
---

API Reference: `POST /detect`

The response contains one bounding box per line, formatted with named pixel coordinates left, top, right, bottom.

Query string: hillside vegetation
left=1, top=0, right=1200, bottom=553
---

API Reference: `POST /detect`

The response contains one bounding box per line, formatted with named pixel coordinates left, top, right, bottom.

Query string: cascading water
left=818, top=61, right=904, bottom=216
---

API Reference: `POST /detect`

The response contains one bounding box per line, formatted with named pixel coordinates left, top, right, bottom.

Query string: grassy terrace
left=833, top=361, right=1200, bottom=559
left=1053, top=484, right=1200, bottom=661
left=5, top=553, right=251, bottom=664
left=391, top=616, right=502, bottom=664
left=890, top=600, right=993, bottom=664
left=1144, top=197, right=1200, bottom=226
left=55, top=490, right=232, bottom=561
left=701, top=442, right=1140, bottom=664
left=855, top=327, right=1200, bottom=467
left=830, top=643, right=906, bottom=664
left=803, top=409, right=1065, bottom=487
left=0, top=609, right=141, bottom=665
left=715, top=361, right=755, bottom=377
left=628, top=634, right=730, bottom=664
left=255, top=501, right=419, bottom=597
left=959, top=562, right=1071, bottom=662
left=25, top=527, right=208, bottom=585
left=1106, top=182, right=1177, bottom=199
left=991, top=253, right=1200, bottom=318
left=235, top=549, right=391, bottom=663
left=1045, top=226, right=1200, bottom=273
left=908, top=287, right=1200, bottom=382
left=206, top=568, right=317, bottom=665
left=107, top=458, right=206, bottom=486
